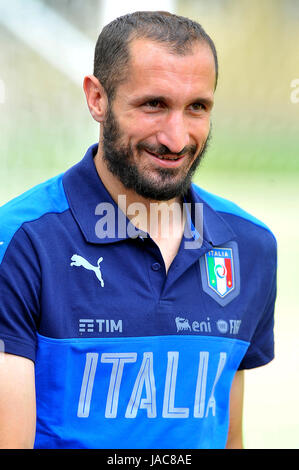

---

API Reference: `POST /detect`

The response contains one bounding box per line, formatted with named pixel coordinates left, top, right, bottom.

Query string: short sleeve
left=0, top=227, right=40, bottom=361
left=238, top=236, right=277, bottom=370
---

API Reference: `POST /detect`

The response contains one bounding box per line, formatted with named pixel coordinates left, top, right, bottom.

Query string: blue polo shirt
left=0, top=143, right=277, bottom=449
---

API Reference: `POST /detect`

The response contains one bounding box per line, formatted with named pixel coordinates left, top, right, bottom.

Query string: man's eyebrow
left=130, top=95, right=167, bottom=104
left=193, top=96, right=214, bottom=108
left=131, top=94, right=214, bottom=107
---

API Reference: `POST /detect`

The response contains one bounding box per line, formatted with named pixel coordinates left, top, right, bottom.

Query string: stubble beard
left=101, top=105, right=211, bottom=201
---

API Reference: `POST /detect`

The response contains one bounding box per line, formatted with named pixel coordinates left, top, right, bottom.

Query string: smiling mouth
left=145, top=149, right=185, bottom=161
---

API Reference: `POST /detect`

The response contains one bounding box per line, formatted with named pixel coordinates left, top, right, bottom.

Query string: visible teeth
left=146, top=150, right=180, bottom=161
left=157, top=155, right=179, bottom=161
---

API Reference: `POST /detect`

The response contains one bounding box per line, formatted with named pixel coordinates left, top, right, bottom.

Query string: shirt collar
left=63, top=143, right=236, bottom=247
left=185, top=184, right=236, bottom=247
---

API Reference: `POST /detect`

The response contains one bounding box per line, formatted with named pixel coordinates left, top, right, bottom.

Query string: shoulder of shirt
left=192, top=183, right=277, bottom=242
left=0, top=173, right=69, bottom=264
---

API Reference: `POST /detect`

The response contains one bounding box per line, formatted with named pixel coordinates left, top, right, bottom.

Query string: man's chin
left=129, top=172, right=194, bottom=201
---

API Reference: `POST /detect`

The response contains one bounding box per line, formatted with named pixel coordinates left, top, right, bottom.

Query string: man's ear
left=83, top=75, right=108, bottom=123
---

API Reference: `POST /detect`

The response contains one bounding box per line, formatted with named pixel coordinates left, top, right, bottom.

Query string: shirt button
left=151, top=262, right=161, bottom=271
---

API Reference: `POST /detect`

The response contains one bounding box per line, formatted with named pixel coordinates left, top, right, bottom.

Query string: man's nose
left=156, top=112, right=190, bottom=154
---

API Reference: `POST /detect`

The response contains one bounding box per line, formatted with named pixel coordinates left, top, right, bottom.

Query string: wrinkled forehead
left=116, top=38, right=216, bottom=99
left=126, top=37, right=216, bottom=85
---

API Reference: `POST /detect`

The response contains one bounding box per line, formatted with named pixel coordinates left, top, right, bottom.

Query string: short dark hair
left=93, top=10, right=218, bottom=101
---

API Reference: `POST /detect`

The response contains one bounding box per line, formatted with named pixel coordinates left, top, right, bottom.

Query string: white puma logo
left=70, top=254, right=104, bottom=287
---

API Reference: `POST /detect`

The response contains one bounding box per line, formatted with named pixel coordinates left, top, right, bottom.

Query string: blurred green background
left=0, top=0, right=298, bottom=448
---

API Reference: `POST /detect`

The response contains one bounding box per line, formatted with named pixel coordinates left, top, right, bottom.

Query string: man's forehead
left=122, top=38, right=216, bottom=97
left=126, top=38, right=216, bottom=82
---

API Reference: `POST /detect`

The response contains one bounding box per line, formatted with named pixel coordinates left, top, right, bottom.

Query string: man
left=0, top=11, right=277, bottom=449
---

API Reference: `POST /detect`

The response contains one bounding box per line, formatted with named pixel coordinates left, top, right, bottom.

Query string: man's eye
left=145, top=100, right=162, bottom=108
left=191, top=103, right=205, bottom=111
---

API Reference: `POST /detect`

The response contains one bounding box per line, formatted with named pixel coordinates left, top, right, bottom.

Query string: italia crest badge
left=199, top=241, right=240, bottom=306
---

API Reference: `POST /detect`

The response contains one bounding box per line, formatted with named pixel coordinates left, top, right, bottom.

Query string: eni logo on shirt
left=175, top=316, right=211, bottom=333
left=70, top=254, right=104, bottom=287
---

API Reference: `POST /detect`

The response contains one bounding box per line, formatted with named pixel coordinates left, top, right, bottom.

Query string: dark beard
left=102, top=106, right=211, bottom=201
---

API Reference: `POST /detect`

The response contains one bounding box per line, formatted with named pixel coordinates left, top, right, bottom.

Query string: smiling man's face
left=100, top=38, right=216, bottom=201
